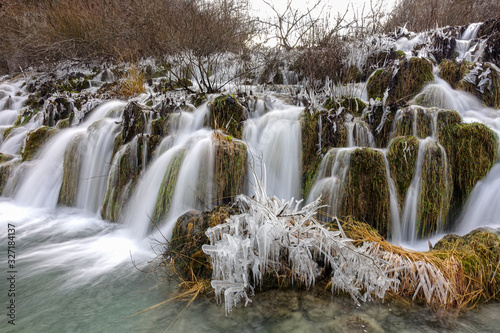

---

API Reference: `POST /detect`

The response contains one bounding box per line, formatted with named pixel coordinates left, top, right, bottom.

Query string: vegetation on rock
left=21, top=126, right=58, bottom=161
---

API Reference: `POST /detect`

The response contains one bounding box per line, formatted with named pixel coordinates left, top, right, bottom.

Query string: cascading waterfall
left=10, top=101, right=126, bottom=209
left=414, top=70, right=500, bottom=235
left=455, top=22, right=482, bottom=62
left=307, top=148, right=353, bottom=219
left=244, top=102, right=303, bottom=200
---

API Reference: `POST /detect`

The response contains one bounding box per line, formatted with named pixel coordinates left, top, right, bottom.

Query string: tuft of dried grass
left=117, top=64, right=146, bottom=97
left=328, top=216, right=500, bottom=311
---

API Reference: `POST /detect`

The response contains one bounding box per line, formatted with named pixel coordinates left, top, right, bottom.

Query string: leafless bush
left=0, top=0, right=254, bottom=77
left=385, top=0, right=500, bottom=33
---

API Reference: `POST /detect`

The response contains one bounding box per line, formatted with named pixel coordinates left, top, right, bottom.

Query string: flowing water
left=1, top=69, right=500, bottom=331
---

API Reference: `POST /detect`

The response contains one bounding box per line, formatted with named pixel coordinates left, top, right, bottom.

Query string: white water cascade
left=11, top=101, right=126, bottom=209
left=455, top=22, right=483, bottom=62
left=413, top=71, right=500, bottom=235
left=244, top=102, right=303, bottom=200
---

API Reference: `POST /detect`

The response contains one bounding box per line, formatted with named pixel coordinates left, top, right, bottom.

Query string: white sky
left=249, top=0, right=397, bottom=21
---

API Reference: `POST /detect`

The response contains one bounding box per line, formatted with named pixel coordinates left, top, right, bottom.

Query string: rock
left=456, top=63, right=500, bottom=109
left=169, top=206, right=238, bottom=279
left=58, top=134, right=83, bottom=206
left=213, top=133, right=247, bottom=206
left=121, top=101, right=146, bottom=143
left=0, top=152, right=15, bottom=164
left=209, top=95, right=246, bottom=139
left=343, top=148, right=390, bottom=236
left=21, top=126, right=58, bottom=161
left=367, top=57, right=434, bottom=105
left=440, top=122, right=498, bottom=222
left=387, top=136, right=419, bottom=207
left=433, top=228, right=500, bottom=300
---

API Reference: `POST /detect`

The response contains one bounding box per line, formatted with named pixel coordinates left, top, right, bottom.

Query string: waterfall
left=244, top=103, right=303, bottom=200
left=307, top=148, right=353, bottom=219
left=455, top=22, right=482, bottom=62
left=11, top=101, right=126, bottom=209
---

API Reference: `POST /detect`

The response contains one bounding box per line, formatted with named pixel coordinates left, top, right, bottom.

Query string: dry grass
left=328, top=216, right=500, bottom=311
left=117, top=64, right=146, bottom=97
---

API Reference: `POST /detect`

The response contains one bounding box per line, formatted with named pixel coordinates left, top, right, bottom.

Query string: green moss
left=300, top=110, right=321, bottom=198
left=21, top=126, right=58, bottom=161
left=0, top=160, right=20, bottom=194
left=191, top=93, right=207, bottom=107
left=2, top=127, right=15, bottom=140
left=101, top=141, right=140, bottom=222
left=121, top=102, right=145, bottom=143
left=342, top=148, right=390, bottom=236
left=56, top=118, right=70, bottom=129
left=153, top=149, right=186, bottom=223
left=0, top=153, right=14, bottom=164
left=367, top=58, right=434, bottom=105
left=169, top=206, right=238, bottom=279
left=58, top=134, right=83, bottom=206
left=325, top=97, right=367, bottom=117
left=392, top=107, right=432, bottom=139
left=151, top=117, right=169, bottom=138
left=448, top=123, right=498, bottom=220
left=368, top=103, right=395, bottom=148
left=213, top=134, right=247, bottom=206
left=433, top=228, right=500, bottom=300
left=387, top=136, right=419, bottom=207
left=456, top=63, right=500, bottom=108
left=209, top=94, right=246, bottom=140
left=418, top=140, right=452, bottom=238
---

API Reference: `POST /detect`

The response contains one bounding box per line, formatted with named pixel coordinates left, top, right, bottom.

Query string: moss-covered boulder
left=121, top=101, right=146, bottom=143
left=325, top=96, right=367, bottom=117
left=456, top=63, right=500, bottom=109
left=387, top=136, right=419, bottom=207
left=418, top=140, right=452, bottom=238
left=366, top=102, right=395, bottom=148
left=0, top=153, right=14, bottom=164
left=21, top=126, right=58, bottom=161
left=433, top=228, right=500, bottom=301
left=152, top=148, right=186, bottom=223
left=438, top=59, right=474, bottom=89
left=443, top=123, right=498, bottom=221
left=58, top=134, right=83, bottom=206
left=168, top=206, right=238, bottom=279
left=213, top=133, right=247, bottom=206
left=391, top=106, right=433, bottom=139
left=209, top=95, right=246, bottom=140
left=367, top=57, right=434, bottom=105
left=0, top=158, right=19, bottom=194
left=101, top=140, right=141, bottom=222
left=342, top=148, right=390, bottom=236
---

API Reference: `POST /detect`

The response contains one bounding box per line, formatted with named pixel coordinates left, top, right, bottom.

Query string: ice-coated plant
left=203, top=169, right=404, bottom=314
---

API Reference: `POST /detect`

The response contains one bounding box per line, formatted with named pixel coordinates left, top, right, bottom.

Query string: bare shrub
left=385, top=0, right=500, bottom=33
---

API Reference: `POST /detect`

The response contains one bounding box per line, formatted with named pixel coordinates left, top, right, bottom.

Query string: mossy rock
left=191, top=93, right=207, bottom=107
left=456, top=63, right=500, bottom=109
left=0, top=159, right=20, bottom=195
left=418, top=140, right=452, bottom=238
left=213, top=134, right=247, bottom=206
left=363, top=49, right=400, bottom=80
left=448, top=123, right=498, bottom=221
left=169, top=206, right=239, bottom=279
left=300, top=109, right=321, bottom=198
left=121, top=101, right=146, bottom=143
left=137, top=134, right=162, bottom=170
left=209, top=95, right=246, bottom=140
left=391, top=106, right=433, bottom=139
left=438, top=59, right=474, bottom=89
left=153, top=148, right=186, bottom=223
left=13, top=107, right=38, bottom=127
left=366, top=103, right=395, bottom=148
left=21, top=126, right=58, bottom=161
left=433, top=228, right=500, bottom=301
left=325, top=97, right=367, bottom=117
left=0, top=153, right=14, bottom=164
left=367, top=57, right=434, bottom=105
left=387, top=136, right=419, bottom=207
left=58, top=134, right=83, bottom=206
left=44, top=97, right=74, bottom=127
left=342, top=148, right=390, bottom=236
left=343, top=65, right=362, bottom=83
left=151, top=117, right=169, bottom=138
left=101, top=141, right=141, bottom=222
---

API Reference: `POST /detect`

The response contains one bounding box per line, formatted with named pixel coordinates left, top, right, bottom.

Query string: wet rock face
left=209, top=95, right=246, bottom=139
left=21, top=126, right=58, bottom=161
left=169, top=206, right=238, bottom=279
left=121, top=101, right=146, bottom=143
left=367, top=57, right=434, bottom=106
left=342, top=148, right=390, bottom=237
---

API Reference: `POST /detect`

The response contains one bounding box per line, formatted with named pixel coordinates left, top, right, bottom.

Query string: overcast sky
left=249, top=0, right=397, bottom=21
